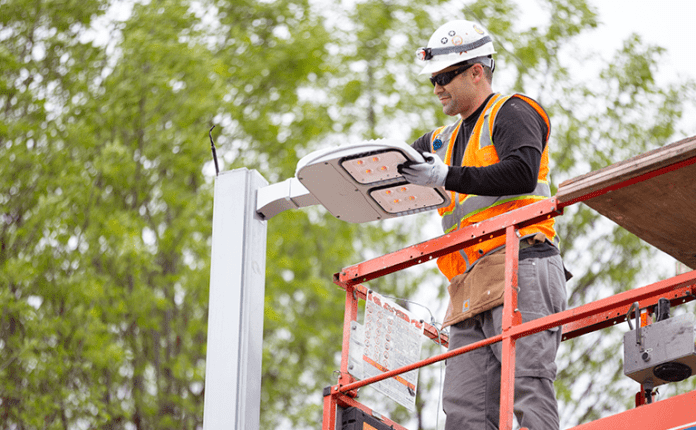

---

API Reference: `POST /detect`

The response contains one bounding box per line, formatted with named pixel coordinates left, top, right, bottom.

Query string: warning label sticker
left=361, top=291, right=424, bottom=411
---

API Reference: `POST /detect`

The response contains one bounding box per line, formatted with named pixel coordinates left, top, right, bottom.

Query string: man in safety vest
left=399, top=19, right=568, bottom=430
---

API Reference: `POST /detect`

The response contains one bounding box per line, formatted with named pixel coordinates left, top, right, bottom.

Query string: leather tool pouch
left=442, top=233, right=547, bottom=328
left=443, top=248, right=506, bottom=328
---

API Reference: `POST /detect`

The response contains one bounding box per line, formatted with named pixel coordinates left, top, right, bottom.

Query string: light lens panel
left=370, top=184, right=446, bottom=214
left=340, top=150, right=408, bottom=184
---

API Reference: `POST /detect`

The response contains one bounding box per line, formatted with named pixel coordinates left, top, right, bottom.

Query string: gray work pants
left=443, top=254, right=567, bottom=430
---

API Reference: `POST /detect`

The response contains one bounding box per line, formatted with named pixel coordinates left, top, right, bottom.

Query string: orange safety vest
left=431, top=93, right=559, bottom=281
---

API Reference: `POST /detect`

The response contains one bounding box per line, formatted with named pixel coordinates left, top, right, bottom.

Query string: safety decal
left=441, top=37, right=448, bottom=44
left=433, top=138, right=443, bottom=150
left=473, top=24, right=484, bottom=35
left=452, top=35, right=463, bottom=46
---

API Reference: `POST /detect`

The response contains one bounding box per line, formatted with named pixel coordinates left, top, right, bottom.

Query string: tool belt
left=442, top=233, right=546, bottom=328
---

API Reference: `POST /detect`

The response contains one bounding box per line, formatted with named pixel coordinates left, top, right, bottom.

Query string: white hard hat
left=416, top=19, right=496, bottom=75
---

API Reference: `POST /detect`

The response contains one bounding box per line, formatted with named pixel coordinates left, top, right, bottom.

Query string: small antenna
left=209, top=125, right=220, bottom=176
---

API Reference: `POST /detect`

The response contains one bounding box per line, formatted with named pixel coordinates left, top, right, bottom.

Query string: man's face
left=431, top=64, right=477, bottom=117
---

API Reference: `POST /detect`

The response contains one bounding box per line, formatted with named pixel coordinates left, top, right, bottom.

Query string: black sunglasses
left=429, top=63, right=476, bottom=87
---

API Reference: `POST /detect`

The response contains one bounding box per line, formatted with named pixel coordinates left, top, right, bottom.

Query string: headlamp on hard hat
left=416, top=47, right=433, bottom=62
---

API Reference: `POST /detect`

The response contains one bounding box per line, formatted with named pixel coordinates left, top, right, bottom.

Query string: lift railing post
left=339, top=285, right=359, bottom=387
left=203, top=169, right=268, bottom=430
left=323, top=388, right=340, bottom=430
left=500, top=225, right=521, bottom=430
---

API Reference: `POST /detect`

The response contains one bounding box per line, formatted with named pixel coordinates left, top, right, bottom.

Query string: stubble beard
left=441, top=95, right=461, bottom=117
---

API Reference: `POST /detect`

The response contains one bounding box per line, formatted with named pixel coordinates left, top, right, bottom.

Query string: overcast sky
left=590, top=0, right=696, bottom=137
left=592, top=0, right=694, bottom=81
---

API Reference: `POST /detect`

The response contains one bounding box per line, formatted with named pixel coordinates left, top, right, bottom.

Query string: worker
left=398, top=19, right=569, bottom=430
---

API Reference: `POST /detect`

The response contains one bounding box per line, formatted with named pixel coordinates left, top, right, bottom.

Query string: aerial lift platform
left=322, top=135, right=696, bottom=430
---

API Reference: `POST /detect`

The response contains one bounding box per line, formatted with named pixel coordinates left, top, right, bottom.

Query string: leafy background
left=1, top=0, right=695, bottom=428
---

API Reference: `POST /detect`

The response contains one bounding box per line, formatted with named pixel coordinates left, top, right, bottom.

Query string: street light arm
left=256, top=177, right=320, bottom=220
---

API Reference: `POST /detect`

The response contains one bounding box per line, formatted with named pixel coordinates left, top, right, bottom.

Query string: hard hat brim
left=419, top=60, right=454, bottom=76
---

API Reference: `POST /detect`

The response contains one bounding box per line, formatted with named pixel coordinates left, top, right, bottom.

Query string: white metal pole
left=204, top=168, right=268, bottom=430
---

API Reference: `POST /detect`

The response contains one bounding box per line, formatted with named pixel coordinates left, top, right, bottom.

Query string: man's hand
left=398, top=152, right=448, bottom=187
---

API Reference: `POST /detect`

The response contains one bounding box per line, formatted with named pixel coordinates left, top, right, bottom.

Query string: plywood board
left=557, top=136, right=696, bottom=205
left=556, top=135, right=696, bottom=269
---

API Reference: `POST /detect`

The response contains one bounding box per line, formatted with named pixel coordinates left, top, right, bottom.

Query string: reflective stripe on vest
left=430, top=93, right=558, bottom=279
left=441, top=181, right=552, bottom=234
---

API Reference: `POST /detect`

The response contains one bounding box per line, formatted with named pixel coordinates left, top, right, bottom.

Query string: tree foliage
left=2, top=0, right=221, bottom=426
left=1, top=0, right=694, bottom=429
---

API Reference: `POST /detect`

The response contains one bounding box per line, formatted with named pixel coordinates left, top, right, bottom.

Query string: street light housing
left=295, top=139, right=450, bottom=223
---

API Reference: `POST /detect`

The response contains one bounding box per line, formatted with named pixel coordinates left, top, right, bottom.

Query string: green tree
left=1, top=0, right=111, bottom=425
left=2, top=0, right=224, bottom=426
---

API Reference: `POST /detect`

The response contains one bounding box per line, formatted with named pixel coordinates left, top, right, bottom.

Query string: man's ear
left=471, top=63, right=485, bottom=82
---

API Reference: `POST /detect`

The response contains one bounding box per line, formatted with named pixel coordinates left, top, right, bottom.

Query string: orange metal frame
left=323, top=159, right=696, bottom=430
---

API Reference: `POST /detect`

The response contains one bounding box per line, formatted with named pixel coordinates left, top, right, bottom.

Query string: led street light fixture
left=294, top=139, right=450, bottom=223
left=370, top=184, right=447, bottom=215
left=340, top=152, right=407, bottom=185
